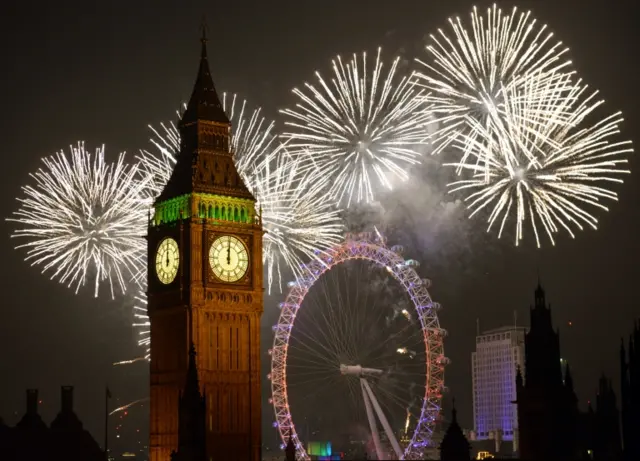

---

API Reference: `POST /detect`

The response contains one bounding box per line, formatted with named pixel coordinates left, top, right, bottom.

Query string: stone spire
left=171, top=343, right=207, bottom=461
left=181, top=21, right=229, bottom=126
left=439, top=399, right=471, bottom=461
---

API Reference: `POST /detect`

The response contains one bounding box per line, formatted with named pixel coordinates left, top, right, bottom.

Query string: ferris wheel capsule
left=390, top=245, right=405, bottom=255
left=422, top=278, right=431, bottom=288
left=404, top=259, right=420, bottom=268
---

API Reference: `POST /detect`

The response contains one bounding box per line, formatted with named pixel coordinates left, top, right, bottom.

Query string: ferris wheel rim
left=269, top=233, right=446, bottom=460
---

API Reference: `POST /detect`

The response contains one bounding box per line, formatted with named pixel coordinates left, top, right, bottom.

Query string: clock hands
left=227, top=237, right=231, bottom=265
left=165, top=242, right=170, bottom=267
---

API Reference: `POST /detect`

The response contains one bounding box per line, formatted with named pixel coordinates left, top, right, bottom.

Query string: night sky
left=1, top=0, right=638, bottom=454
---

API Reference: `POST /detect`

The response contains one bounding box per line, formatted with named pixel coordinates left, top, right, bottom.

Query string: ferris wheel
left=269, top=231, right=448, bottom=460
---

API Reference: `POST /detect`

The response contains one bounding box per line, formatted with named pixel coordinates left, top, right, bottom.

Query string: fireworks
left=137, top=95, right=343, bottom=292
left=414, top=4, right=574, bottom=171
left=132, top=291, right=150, bottom=359
left=280, top=47, right=431, bottom=208
left=8, top=142, right=148, bottom=298
left=250, top=146, right=343, bottom=291
left=447, top=75, right=633, bottom=247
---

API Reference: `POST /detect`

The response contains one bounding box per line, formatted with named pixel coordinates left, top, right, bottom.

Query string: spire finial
left=200, top=15, right=208, bottom=43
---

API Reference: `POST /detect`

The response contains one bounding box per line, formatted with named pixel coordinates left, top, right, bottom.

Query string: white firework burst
left=8, top=142, right=148, bottom=298
left=280, top=47, right=431, bottom=208
left=447, top=74, right=633, bottom=247
left=249, top=146, right=343, bottom=292
left=414, top=4, right=575, bottom=174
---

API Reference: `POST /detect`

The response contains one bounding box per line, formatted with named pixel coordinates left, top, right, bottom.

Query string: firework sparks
left=132, top=291, right=150, bottom=359
left=447, top=75, right=633, bottom=247
left=8, top=142, right=148, bottom=298
left=251, top=146, right=343, bottom=292
left=280, top=47, right=430, bottom=208
left=414, top=4, right=575, bottom=173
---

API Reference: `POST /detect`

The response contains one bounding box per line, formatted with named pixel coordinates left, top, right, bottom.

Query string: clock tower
left=148, top=28, right=263, bottom=461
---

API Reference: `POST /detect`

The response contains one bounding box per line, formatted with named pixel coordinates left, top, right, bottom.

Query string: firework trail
left=280, top=47, right=431, bottom=208
left=8, top=142, right=148, bottom=298
left=109, top=398, right=149, bottom=416
left=447, top=74, right=633, bottom=247
left=414, top=4, right=575, bottom=175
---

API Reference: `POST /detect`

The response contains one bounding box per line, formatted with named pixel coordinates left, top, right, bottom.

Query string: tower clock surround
left=209, top=234, right=249, bottom=283
left=155, top=237, right=180, bottom=285
left=147, top=27, right=264, bottom=461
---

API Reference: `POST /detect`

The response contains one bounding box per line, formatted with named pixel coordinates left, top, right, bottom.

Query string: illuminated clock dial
left=209, top=235, right=249, bottom=282
left=155, top=237, right=179, bottom=284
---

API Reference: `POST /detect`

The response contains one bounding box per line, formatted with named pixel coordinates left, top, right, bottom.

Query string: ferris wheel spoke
left=299, top=287, right=349, bottom=360
left=294, top=376, right=347, bottom=404
left=287, top=373, right=342, bottom=389
left=318, top=274, right=356, bottom=361
left=287, top=339, right=340, bottom=367
left=286, top=360, right=337, bottom=372
left=287, top=339, right=341, bottom=368
left=373, top=382, right=414, bottom=418
left=359, top=320, right=417, bottom=365
left=289, top=319, right=344, bottom=363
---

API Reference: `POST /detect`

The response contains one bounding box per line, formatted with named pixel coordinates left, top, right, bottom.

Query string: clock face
left=155, top=237, right=179, bottom=285
left=209, top=235, right=249, bottom=283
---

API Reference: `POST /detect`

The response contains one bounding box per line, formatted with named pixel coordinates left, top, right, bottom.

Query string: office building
left=471, top=325, right=526, bottom=446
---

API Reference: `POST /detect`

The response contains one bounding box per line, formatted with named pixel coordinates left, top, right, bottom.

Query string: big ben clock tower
left=148, top=28, right=263, bottom=461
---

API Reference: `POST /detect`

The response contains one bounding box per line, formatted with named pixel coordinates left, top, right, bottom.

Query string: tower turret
left=171, top=343, right=207, bottom=461
left=439, top=399, right=471, bottom=461
left=285, top=428, right=296, bottom=461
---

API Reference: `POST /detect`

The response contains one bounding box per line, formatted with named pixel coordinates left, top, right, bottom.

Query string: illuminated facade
left=471, top=326, right=525, bottom=443
left=148, top=28, right=264, bottom=461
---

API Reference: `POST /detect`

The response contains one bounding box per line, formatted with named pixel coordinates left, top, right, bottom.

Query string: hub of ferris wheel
left=340, top=364, right=404, bottom=460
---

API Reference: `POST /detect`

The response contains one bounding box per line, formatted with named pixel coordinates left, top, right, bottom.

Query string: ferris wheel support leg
left=362, top=378, right=404, bottom=460
left=361, top=378, right=384, bottom=460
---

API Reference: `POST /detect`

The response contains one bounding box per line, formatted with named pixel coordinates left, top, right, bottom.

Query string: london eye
left=269, top=232, right=448, bottom=460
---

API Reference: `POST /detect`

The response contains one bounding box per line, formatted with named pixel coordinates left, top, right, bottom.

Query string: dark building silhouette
left=620, top=321, right=640, bottom=461
left=439, top=400, right=471, bottom=461
left=171, top=344, right=207, bottom=461
left=515, top=282, right=580, bottom=460
left=0, top=387, right=104, bottom=461
left=579, top=402, right=597, bottom=459
left=284, top=429, right=296, bottom=461
left=590, top=375, right=622, bottom=460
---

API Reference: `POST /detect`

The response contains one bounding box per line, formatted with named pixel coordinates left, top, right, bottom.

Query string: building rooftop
left=479, top=325, right=528, bottom=336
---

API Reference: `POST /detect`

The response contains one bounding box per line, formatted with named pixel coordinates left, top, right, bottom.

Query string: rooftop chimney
left=26, top=389, right=38, bottom=415
left=61, top=386, right=73, bottom=413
